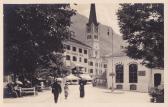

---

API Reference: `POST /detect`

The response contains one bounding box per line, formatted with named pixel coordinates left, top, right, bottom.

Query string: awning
left=66, top=74, right=80, bottom=80
left=79, top=74, right=92, bottom=80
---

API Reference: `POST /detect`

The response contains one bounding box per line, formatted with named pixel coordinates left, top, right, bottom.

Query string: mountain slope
left=70, top=13, right=124, bottom=56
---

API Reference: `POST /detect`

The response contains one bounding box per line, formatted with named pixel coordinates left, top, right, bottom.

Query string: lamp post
left=109, top=72, right=115, bottom=92
left=111, top=28, right=115, bottom=92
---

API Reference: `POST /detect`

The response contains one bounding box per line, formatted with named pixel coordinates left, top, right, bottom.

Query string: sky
left=71, top=3, right=121, bottom=35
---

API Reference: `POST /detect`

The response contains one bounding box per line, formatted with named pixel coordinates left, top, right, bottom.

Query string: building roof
left=65, top=38, right=92, bottom=48
left=87, top=4, right=99, bottom=26
left=103, top=52, right=126, bottom=58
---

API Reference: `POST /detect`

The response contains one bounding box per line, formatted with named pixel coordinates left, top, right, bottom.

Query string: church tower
left=86, top=4, right=100, bottom=58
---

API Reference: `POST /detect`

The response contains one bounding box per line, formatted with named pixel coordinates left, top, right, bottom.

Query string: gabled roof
left=65, top=38, right=92, bottom=48
left=87, top=4, right=99, bottom=26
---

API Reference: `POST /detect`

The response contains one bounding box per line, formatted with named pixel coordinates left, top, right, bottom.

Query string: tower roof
left=87, top=4, right=99, bottom=26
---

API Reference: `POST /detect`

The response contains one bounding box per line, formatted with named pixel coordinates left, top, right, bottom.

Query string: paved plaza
left=3, top=84, right=151, bottom=103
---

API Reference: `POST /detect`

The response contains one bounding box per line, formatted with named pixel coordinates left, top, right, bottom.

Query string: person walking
left=79, top=79, right=86, bottom=98
left=51, top=79, right=62, bottom=103
left=64, top=83, right=69, bottom=99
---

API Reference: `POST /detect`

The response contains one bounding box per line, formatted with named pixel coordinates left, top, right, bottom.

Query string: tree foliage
left=4, top=4, right=76, bottom=77
left=117, top=4, right=164, bottom=68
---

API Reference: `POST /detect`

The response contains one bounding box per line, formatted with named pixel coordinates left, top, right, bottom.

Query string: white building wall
left=63, top=43, right=90, bottom=74
left=106, top=56, right=163, bottom=93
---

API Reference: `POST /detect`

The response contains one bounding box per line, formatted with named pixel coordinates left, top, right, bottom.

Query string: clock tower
left=86, top=4, right=100, bottom=58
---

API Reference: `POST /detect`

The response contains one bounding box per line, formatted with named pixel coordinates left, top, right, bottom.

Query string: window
left=107, top=28, right=110, bottom=35
left=87, top=35, right=91, bottom=39
left=96, top=69, right=98, bottom=75
left=129, top=64, right=138, bottom=83
left=99, top=70, right=102, bottom=74
left=115, top=64, right=124, bottom=83
left=130, top=84, right=137, bottom=90
left=66, top=45, right=70, bottom=50
left=95, top=63, right=98, bottom=67
left=84, top=58, right=88, bottom=63
left=79, top=48, right=82, bottom=53
left=79, top=57, right=82, bottom=62
left=90, top=61, right=93, bottom=66
left=87, top=26, right=91, bottom=33
left=94, top=35, right=98, bottom=39
left=85, top=68, right=87, bottom=72
left=90, top=69, right=93, bottom=73
left=84, top=50, right=87, bottom=54
left=95, top=51, right=98, bottom=57
left=99, top=63, right=102, bottom=67
left=116, top=85, right=123, bottom=89
left=138, top=71, right=146, bottom=76
left=73, top=56, right=77, bottom=61
left=73, top=47, right=76, bottom=52
left=107, top=31, right=109, bottom=35
left=104, top=64, right=107, bottom=68
left=95, top=26, right=98, bottom=32
left=66, top=55, right=70, bottom=60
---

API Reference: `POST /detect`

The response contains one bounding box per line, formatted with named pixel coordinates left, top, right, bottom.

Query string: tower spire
left=87, top=4, right=98, bottom=26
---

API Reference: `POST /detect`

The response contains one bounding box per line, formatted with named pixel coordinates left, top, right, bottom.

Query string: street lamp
left=109, top=72, right=115, bottom=92
left=111, top=28, right=115, bottom=92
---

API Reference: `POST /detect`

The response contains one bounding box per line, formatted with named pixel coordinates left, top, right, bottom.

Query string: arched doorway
left=154, top=73, right=161, bottom=87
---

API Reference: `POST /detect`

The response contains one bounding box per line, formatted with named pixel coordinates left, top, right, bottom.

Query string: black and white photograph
left=1, top=0, right=166, bottom=106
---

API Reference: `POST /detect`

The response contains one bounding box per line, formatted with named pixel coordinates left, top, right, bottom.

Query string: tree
left=4, top=4, right=76, bottom=79
left=117, top=4, right=164, bottom=68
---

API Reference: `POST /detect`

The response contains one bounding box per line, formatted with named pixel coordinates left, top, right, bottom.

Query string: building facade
left=63, top=4, right=164, bottom=92
left=63, top=38, right=91, bottom=74
left=106, top=55, right=164, bottom=92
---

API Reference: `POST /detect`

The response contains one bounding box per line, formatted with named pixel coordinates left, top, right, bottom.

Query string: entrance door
left=154, top=73, right=161, bottom=87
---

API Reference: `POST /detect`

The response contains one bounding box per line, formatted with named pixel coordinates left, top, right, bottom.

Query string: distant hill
left=70, top=13, right=125, bottom=56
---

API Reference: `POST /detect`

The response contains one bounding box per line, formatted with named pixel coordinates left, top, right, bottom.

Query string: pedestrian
left=14, top=83, right=21, bottom=97
left=6, top=82, right=18, bottom=98
left=64, top=83, right=69, bottom=99
left=79, top=79, right=85, bottom=98
left=51, top=79, right=62, bottom=103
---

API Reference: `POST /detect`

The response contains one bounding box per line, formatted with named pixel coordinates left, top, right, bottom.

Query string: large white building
left=63, top=4, right=164, bottom=92
left=106, top=54, right=164, bottom=92
left=63, top=38, right=91, bottom=74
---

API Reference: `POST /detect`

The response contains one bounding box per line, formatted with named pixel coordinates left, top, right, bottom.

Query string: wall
left=63, top=42, right=90, bottom=74
left=106, top=56, right=163, bottom=93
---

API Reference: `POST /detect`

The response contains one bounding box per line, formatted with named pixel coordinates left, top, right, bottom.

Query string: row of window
left=115, top=64, right=139, bottom=83
left=89, top=61, right=107, bottom=68
left=87, top=35, right=98, bottom=40
left=116, top=84, right=137, bottom=90
left=66, top=55, right=88, bottom=63
left=66, top=45, right=87, bottom=54
left=86, top=26, right=98, bottom=33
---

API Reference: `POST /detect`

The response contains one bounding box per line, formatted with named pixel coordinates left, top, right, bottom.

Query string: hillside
left=70, top=13, right=124, bottom=56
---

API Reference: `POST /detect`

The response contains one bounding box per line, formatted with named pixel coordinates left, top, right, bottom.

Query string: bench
left=20, top=87, right=37, bottom=96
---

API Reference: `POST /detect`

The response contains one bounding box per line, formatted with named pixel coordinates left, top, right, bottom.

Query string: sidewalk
left=3, top=84, right=151, bottom=103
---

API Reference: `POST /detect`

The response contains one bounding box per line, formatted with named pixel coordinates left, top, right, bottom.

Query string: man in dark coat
left=79, top=79, right=86, bottom=98
left=51, top=80, right=62, bottom=103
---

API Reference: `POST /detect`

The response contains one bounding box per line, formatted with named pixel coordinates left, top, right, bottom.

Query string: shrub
left=149, top=85, right=164, bottom=103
